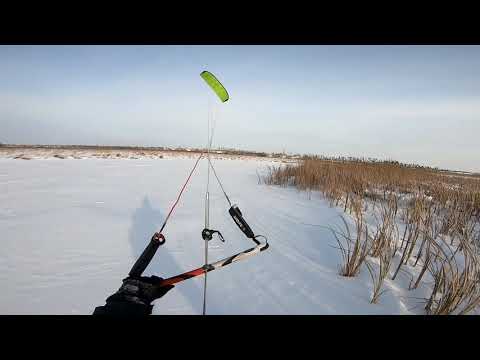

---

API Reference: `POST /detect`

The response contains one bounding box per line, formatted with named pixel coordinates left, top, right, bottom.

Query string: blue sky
left=1, top=45, right=479, bottom=172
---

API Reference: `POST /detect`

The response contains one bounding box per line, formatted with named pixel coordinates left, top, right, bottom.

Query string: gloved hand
left=93, top=275, right=174, bottom=316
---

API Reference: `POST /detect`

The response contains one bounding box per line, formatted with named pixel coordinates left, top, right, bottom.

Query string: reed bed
left=264, top=158, right=480, bottom=314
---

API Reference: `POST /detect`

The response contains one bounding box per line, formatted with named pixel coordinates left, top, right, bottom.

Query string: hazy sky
left=1, top=45, right=479, bottom=172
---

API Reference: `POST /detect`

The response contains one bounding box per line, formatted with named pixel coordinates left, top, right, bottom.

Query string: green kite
left=200, top=71, right=229, bottom=103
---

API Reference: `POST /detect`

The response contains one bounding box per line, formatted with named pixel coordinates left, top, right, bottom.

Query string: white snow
left=0, top=155, right=430, bottom=314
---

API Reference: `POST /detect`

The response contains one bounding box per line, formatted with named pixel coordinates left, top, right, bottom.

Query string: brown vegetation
left=264, top=157, right=480, bottom=314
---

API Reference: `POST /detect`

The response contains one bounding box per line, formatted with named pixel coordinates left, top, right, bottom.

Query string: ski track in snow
left=0, top=157, right=430, bottom=314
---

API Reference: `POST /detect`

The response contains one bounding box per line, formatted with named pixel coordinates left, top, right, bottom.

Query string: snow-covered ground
left=0, top=155, right=430, bottom=314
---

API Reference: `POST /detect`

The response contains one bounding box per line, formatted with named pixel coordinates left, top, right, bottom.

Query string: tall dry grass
left=328, top=203, right=371, bottom=277
left=264, top=158, right=480, bottom=314
left=366, top=245, right=393, bottom=304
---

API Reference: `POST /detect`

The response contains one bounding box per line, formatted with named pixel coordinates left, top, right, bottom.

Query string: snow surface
left=0, top=156, right=429, bottom=314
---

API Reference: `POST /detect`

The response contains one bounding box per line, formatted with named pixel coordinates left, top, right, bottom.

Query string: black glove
left=93, top=275, right=174, bottom=316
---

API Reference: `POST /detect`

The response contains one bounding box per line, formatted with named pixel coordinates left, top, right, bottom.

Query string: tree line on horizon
left=0, top=142, right=474, bottom=175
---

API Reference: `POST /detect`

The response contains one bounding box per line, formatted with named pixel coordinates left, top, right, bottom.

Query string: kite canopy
left=200, top=71, right=229, bottom=102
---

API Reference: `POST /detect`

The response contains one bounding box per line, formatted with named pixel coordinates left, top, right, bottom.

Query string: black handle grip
left=128, top=233, right=165, bottom=278
left=229, top=205, right=256, bottom=239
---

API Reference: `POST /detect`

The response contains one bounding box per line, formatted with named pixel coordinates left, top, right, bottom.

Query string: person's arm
left=93, top=275, right=174, bottom=316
